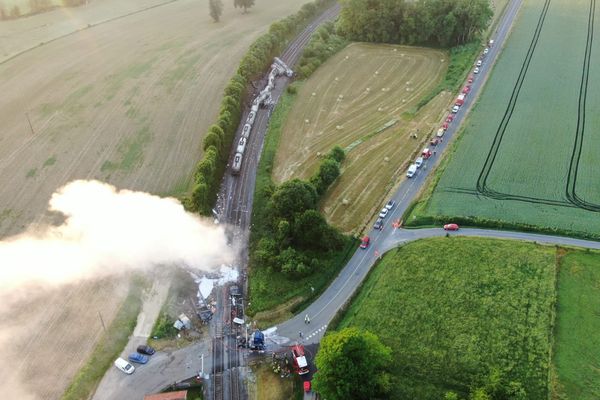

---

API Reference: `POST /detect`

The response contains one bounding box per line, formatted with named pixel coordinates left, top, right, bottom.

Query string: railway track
left=212, top=4, right=341, bottom=399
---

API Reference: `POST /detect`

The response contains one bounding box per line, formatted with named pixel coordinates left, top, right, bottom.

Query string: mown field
left=552, top=251, right=600, bottom=399
left=272, top=43, right=450, bottom=234
left=339, top=237, right=557, bottom=399
left=0, top=0, right=306, bottom=398
left=411, top=0, right=600, bottom=237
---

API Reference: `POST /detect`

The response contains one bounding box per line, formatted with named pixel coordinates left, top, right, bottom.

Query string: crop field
left=414, top=0, right=600, bottom=237
left=0, top=0, right=305, bottom=398
left=338, top=237, right=558, bottom=399
left=272, top=43, right=449, bottom=233
left=552, top=251, right=600, bottom=399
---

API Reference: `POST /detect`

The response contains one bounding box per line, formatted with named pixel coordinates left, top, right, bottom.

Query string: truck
left=455, top=94, right=466, bottom=106
left=292, top=344, right=310, bottom=375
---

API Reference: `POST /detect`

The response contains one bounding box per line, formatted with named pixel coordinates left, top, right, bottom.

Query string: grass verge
left=416, top=41, right=480, bottom=110
left=61, top=277, right=145, bottom=400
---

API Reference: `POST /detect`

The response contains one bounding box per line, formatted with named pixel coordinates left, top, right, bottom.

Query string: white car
left=452, top=105, right=460, bottom=113
left=415, top=156, right=424, bottom=168
left=115, top=357, right=135, bottom=375
left=406, top=164, right=417, bottom=178
left=483, top=47, right=489, bottom=55
left=379, top=207, right=389, bottom=218
left=474, top=67, right=480, bottom=74
left=476, top=60, right=482, bottom=67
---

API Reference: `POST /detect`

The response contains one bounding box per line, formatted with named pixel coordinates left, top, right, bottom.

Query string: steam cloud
left=0, top=180, right=233, bottom=292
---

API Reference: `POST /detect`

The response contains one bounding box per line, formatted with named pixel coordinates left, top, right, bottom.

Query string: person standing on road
left=299, top=331, right=303, bottom=338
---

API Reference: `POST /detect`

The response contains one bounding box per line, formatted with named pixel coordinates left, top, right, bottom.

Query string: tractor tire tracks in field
left=453, top=0, right=600, bottom=213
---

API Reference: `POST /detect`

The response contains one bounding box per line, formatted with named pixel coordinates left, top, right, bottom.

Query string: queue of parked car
left=114, top=344, right=156, bottom=374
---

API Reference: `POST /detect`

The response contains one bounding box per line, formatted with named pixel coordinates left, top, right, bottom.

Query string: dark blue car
left=128, top=352, right=149, bottom=364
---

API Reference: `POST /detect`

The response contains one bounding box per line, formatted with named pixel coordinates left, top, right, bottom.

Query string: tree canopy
left=209, top=0, right=223, bottom=22
left=337, top=0, right=493, bottom=47
left=313, top=327, right=392, bottom=400
left=234, top=0, right=255, bottom=13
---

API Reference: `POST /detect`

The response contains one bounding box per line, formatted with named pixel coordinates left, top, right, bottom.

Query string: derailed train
left=231, top=57, right=293, bottom=174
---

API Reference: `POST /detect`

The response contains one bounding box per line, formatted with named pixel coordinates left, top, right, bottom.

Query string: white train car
left=246, top=111, right=256, bottom=125
left=236, top=137, right=247, bottom=154
left=231, top=152, right=243, bottom=175
left=241, top=123, right=252, bottom=138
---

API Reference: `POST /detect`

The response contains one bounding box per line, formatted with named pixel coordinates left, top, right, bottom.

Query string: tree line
left=188, top=0, right=336, bottom=214
left=337, top=0, right=493, bottom=47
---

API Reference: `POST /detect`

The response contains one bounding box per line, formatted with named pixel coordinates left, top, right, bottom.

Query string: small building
left=144, top=390, right=188, bottom=400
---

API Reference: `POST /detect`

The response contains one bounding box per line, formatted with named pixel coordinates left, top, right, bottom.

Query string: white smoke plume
left=0, top=180, right=233, bottom=292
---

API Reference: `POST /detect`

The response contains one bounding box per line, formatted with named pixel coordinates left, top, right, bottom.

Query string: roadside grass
left=337, top=237, right=556, bottom=399
left=248, top=84, right=357, bottom=320
left=101, top=125, right=152, bottom=173
left=551, top=251, right=600, bottom=399
left=61, top=276, right=146, bottom=400
left=253, top=363, right=296, bottom=400
left=416, top=41, right=481, bottom=110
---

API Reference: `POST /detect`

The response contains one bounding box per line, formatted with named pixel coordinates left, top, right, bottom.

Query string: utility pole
left=25, top=112, right=34, bottom=135
left=98, top=311, right=107, bottom=333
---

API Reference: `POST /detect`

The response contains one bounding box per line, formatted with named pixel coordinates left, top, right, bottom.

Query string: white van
left=406, top=164, right=417, bottom=178
left=415, top=157, right=424, bottom=168
left=114, top=357, right=135, bottom=374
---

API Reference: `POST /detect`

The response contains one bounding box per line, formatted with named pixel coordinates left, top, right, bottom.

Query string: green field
left=412, top=0, right=600, bottom=237
left=552, top=251, right=600, bottom=399
left=336, top=237, right=600, bottom=399
left=339, top=237, right=556, bottom=399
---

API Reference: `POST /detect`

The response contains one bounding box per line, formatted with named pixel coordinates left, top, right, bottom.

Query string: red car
left=446, top=114, right=454, bottom=123
left=430, top=137, right=440, bottom=146
left=442, top=122, right=449, bottom=130
left=360, top=236, right=370, bottom=249
left=443, top=223, right=459, bottom=231
left=468, top=75, right=474, bottom=83
left=462, top=85, right=471, bottom=94
left=303, top=381, right=311, bottom=392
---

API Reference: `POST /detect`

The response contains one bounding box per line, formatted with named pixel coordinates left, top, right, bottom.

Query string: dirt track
left=0, top=0, right=303, bottom=398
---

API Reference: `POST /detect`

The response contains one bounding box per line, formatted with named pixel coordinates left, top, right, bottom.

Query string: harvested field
left=414, top=0, right=600, bottom=237
left=272, top=43, right=449, bottom=233
left=0, top=0, right=305, bottom=398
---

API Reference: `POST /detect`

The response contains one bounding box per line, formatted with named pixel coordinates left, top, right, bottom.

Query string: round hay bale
left=366, top=87, right=370, bottom=92
left=312, top=92, right=316, bottom=96
left=342, top=198, right=350, bottom=205
left=338, top=94, right=344, bottom=99
left=406, top=81, right=410, bottom=85
left=345, top=55, right=349, bottom=59
left=305, top=119, right=310, bottom=123
left=375, top=71, right=379, bottom=75
left=316, top=151, right=321, bottom=157
left=378, top=107, right=384, bottom=112
left=335, top=77, right=339, bottom=81
left=393, top=48, right=398, bottom=52
left=384, top=156, right=390, bottom=162
left=402, top=99, right=406, bottom=103
left=336, top=125, right=343, bottom=130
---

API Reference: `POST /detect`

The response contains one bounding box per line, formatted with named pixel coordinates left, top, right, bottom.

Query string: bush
left=297, top=21, right=349, bottom=79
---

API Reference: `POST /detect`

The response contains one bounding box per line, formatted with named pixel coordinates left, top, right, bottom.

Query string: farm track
left=469, top=0, right=600, bottom=212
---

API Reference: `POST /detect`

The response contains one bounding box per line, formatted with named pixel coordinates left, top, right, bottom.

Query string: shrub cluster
left=189, top=0, right=336, bottom=214
left=252, top=146, right=346, bottom=277
left=297, top=21, right=349, bottom=79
